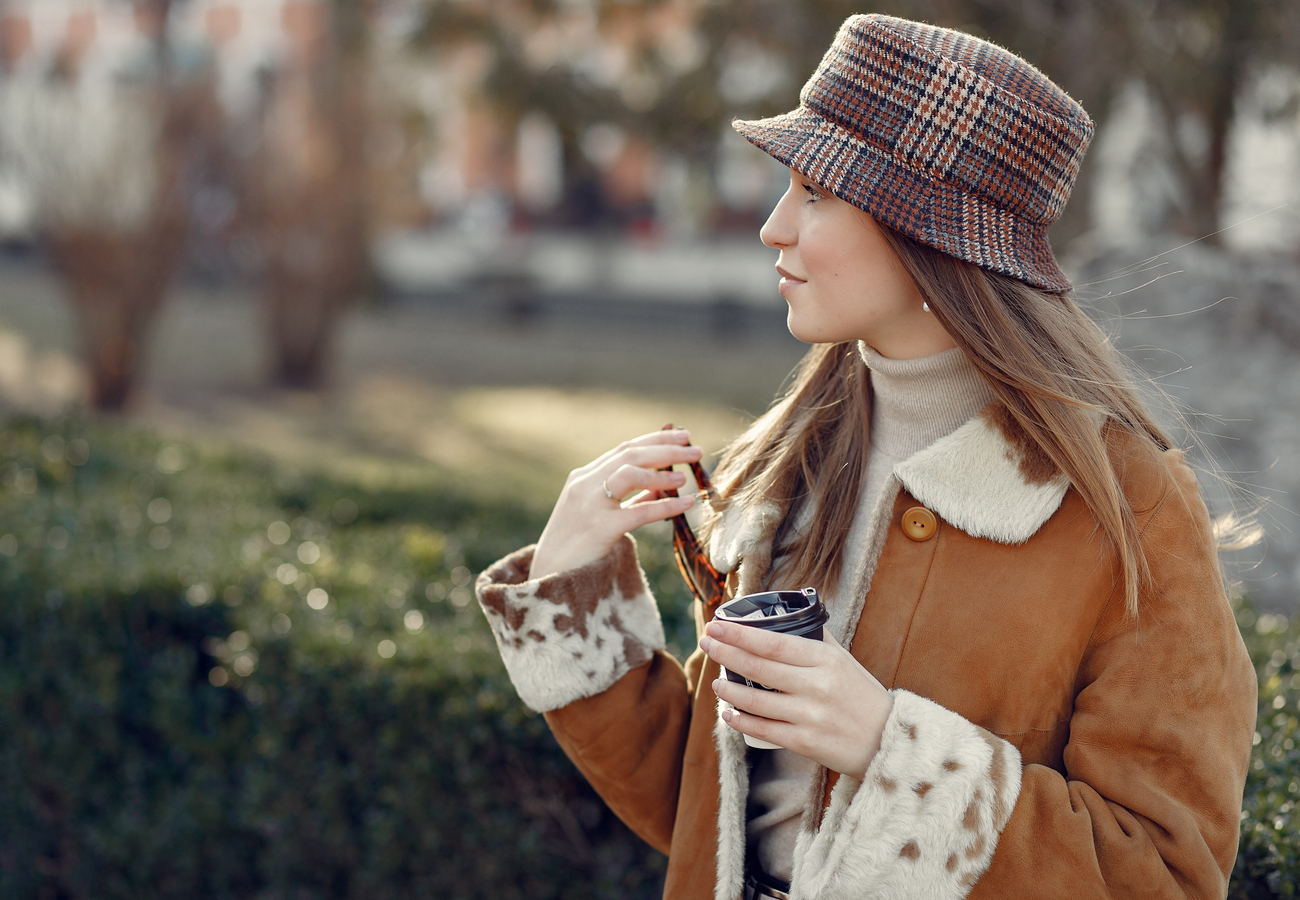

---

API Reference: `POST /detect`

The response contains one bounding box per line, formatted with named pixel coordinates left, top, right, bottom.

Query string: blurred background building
left=2, top=1, right=1298, bottom=294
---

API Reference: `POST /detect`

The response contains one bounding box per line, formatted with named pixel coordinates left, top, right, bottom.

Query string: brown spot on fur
left=960, top=872, right=980, bottom=887
left=538, top=538, right=648, bottom=640
left=480, top=549, right=531, bottom=588
left=479, top=587, right=529, bottom=633
left=899, top=841, right=920, bottom=861
left=943, top=760, right=961, bottom=772
left=547, top=594, right=603, bottom=639
left=877, top=775, right=898, bottom=793
left=526, top=630, right=545, bottom=642
left=976, top=727, right=1012, bottom=828
left=946, top=854, right=958, bottom=872
left=963, top=798, right=981, bottom=831
left=914, top=782, right=933, bottom=798
left=980, top=402, right=1060, bottom=486
left=623, top=634, right=652, bottom=669
left=965, top=834, right=987, bottom=859
left=904, top=723, right=917, bottom=740
left=615, top=542, right=648, bottom=602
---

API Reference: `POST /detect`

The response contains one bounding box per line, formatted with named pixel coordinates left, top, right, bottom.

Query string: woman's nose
left=760, top=188, right=797, bottom=249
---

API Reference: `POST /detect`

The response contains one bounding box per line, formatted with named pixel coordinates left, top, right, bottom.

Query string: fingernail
left=705, top=621, right=724, bottom=638
left=681, top=495, right=696, bottom=508
left=699, top=636, right=712, bottom=653
left=720, top=707, right=733, bottom=723
left=711, top=678, right=724, bottom=692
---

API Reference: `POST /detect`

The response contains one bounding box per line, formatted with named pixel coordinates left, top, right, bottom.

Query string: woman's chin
left=785, top=313, right=849, bottom=346
left=785, top=312, right=822, bottom=345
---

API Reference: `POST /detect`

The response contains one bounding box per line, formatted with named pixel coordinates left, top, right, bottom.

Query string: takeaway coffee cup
left=715, top=587, right=828, bottom=750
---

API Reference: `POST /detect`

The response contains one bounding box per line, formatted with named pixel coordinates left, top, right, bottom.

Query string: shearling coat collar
left=894, top=403, right=1070, bottom=545
left=708, top=402, right=1071, bottom=581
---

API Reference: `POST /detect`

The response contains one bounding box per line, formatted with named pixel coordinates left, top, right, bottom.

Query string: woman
left=475, top=15, right=1257, bottom=900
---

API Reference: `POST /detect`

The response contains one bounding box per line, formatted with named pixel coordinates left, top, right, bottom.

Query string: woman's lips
left=776, top=266, right=805, bottom=298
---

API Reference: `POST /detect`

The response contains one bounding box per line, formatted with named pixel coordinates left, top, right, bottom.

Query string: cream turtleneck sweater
left=746, top=343, right=995, bottom=885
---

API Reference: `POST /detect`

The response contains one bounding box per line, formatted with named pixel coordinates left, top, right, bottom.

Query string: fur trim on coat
left=788, top=691, right=1021, bottom=899
left=476, top=535, right=664, bottom=713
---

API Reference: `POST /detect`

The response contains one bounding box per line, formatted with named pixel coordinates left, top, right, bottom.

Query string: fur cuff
left=475, top=535, right=664, bottom=713
left=789, top=690, right=1022, bottom=900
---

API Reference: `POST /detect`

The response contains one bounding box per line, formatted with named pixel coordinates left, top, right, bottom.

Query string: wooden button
left=901, top=506, right=938, bottom=541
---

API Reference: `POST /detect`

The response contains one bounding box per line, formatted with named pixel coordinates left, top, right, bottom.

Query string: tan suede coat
left=478, top=406, right=1257, bottom=900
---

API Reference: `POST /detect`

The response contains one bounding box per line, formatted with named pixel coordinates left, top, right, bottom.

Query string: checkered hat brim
left=734, top=15, right=1094, bottom=293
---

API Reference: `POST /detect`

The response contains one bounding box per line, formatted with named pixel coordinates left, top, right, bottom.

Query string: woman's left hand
left=701, top=619, right=893, bottom=780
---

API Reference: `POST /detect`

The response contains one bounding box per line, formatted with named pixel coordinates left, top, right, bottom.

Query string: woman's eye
left=802, top=183, right=825, bottom=202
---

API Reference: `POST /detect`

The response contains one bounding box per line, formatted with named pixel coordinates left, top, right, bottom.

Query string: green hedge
left=1233, top=601, right=1300, bottom=898
left=0, top=414, right=1295, bottom=897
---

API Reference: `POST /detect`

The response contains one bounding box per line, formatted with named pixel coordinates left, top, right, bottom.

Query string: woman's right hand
left=529, top=429, right=703, bottom=581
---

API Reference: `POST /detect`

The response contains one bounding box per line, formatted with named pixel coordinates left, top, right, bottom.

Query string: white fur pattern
left=788, top=691, right=1022, bottom=900
left=710, top=691, right=1021, bottom=900
left=708, top=499, right=782, bottom=599
left=829, top=477, right=901, bottom=646
left=714, top=709, right=751, bottom=900
left=475, top=535, right=665, bottom=713
left=894, top=413, right=1069, bottom=545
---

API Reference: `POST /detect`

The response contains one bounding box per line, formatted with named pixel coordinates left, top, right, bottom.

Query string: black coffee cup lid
left=716, top=587, right=828, bottom=634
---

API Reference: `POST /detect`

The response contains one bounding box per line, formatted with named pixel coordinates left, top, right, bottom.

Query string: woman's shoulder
left=1102, top=423, right=1204, bottom=528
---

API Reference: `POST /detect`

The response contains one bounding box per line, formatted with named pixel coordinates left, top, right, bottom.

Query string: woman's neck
left=858, top=342, right=994, bottom=461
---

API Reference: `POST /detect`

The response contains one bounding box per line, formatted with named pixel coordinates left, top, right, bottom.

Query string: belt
left=743, top=870, right=791, bottom=900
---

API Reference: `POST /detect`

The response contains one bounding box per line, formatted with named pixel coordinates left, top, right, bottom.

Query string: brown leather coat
left=478, top=406, right=1257, bottom=900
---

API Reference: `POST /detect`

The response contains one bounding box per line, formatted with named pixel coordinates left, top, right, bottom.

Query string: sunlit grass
left=138, top=380, right=751, bottom=519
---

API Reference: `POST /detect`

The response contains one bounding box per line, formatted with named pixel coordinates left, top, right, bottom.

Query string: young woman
left=476, top=15, right=1257, bottom=900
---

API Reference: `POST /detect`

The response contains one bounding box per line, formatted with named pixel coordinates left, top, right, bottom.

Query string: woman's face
left=760, top=168, right=956, bottom=359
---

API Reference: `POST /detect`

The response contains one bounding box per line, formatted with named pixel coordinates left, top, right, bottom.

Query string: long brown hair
left=706, top=224, right=1179, bottom=617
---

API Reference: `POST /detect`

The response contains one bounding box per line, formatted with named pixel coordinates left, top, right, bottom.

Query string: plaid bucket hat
left=733, top=15, right=1094, bottom=292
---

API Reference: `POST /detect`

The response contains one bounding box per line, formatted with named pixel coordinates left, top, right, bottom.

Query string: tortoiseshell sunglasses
left=658, top=425, right=727, bottom=615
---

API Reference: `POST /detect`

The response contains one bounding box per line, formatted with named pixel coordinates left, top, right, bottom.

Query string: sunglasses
left=658, top=425, right=727, bottom=615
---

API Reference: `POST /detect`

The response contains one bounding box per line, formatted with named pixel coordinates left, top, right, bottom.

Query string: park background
left=1, top=0, right=1299, bottom=896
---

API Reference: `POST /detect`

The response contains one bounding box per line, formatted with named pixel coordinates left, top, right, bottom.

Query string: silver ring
left=602, top=479, right=616, bottom=501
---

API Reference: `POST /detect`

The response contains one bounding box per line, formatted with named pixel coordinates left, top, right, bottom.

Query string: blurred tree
left=411, top=0, right=687, bottom=227
left=406, top=0, right=1109, bottom=238
left=243, top=0, right=373, bottom=390
left=409, top=0, right=1300, bottom=247
left=0, top=0, right=217, bottom=410
left=1089, top=0, right=1300, bottom=242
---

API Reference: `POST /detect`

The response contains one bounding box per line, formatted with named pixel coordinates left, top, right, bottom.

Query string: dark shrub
left=0, top=414, right=678, bottom=898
